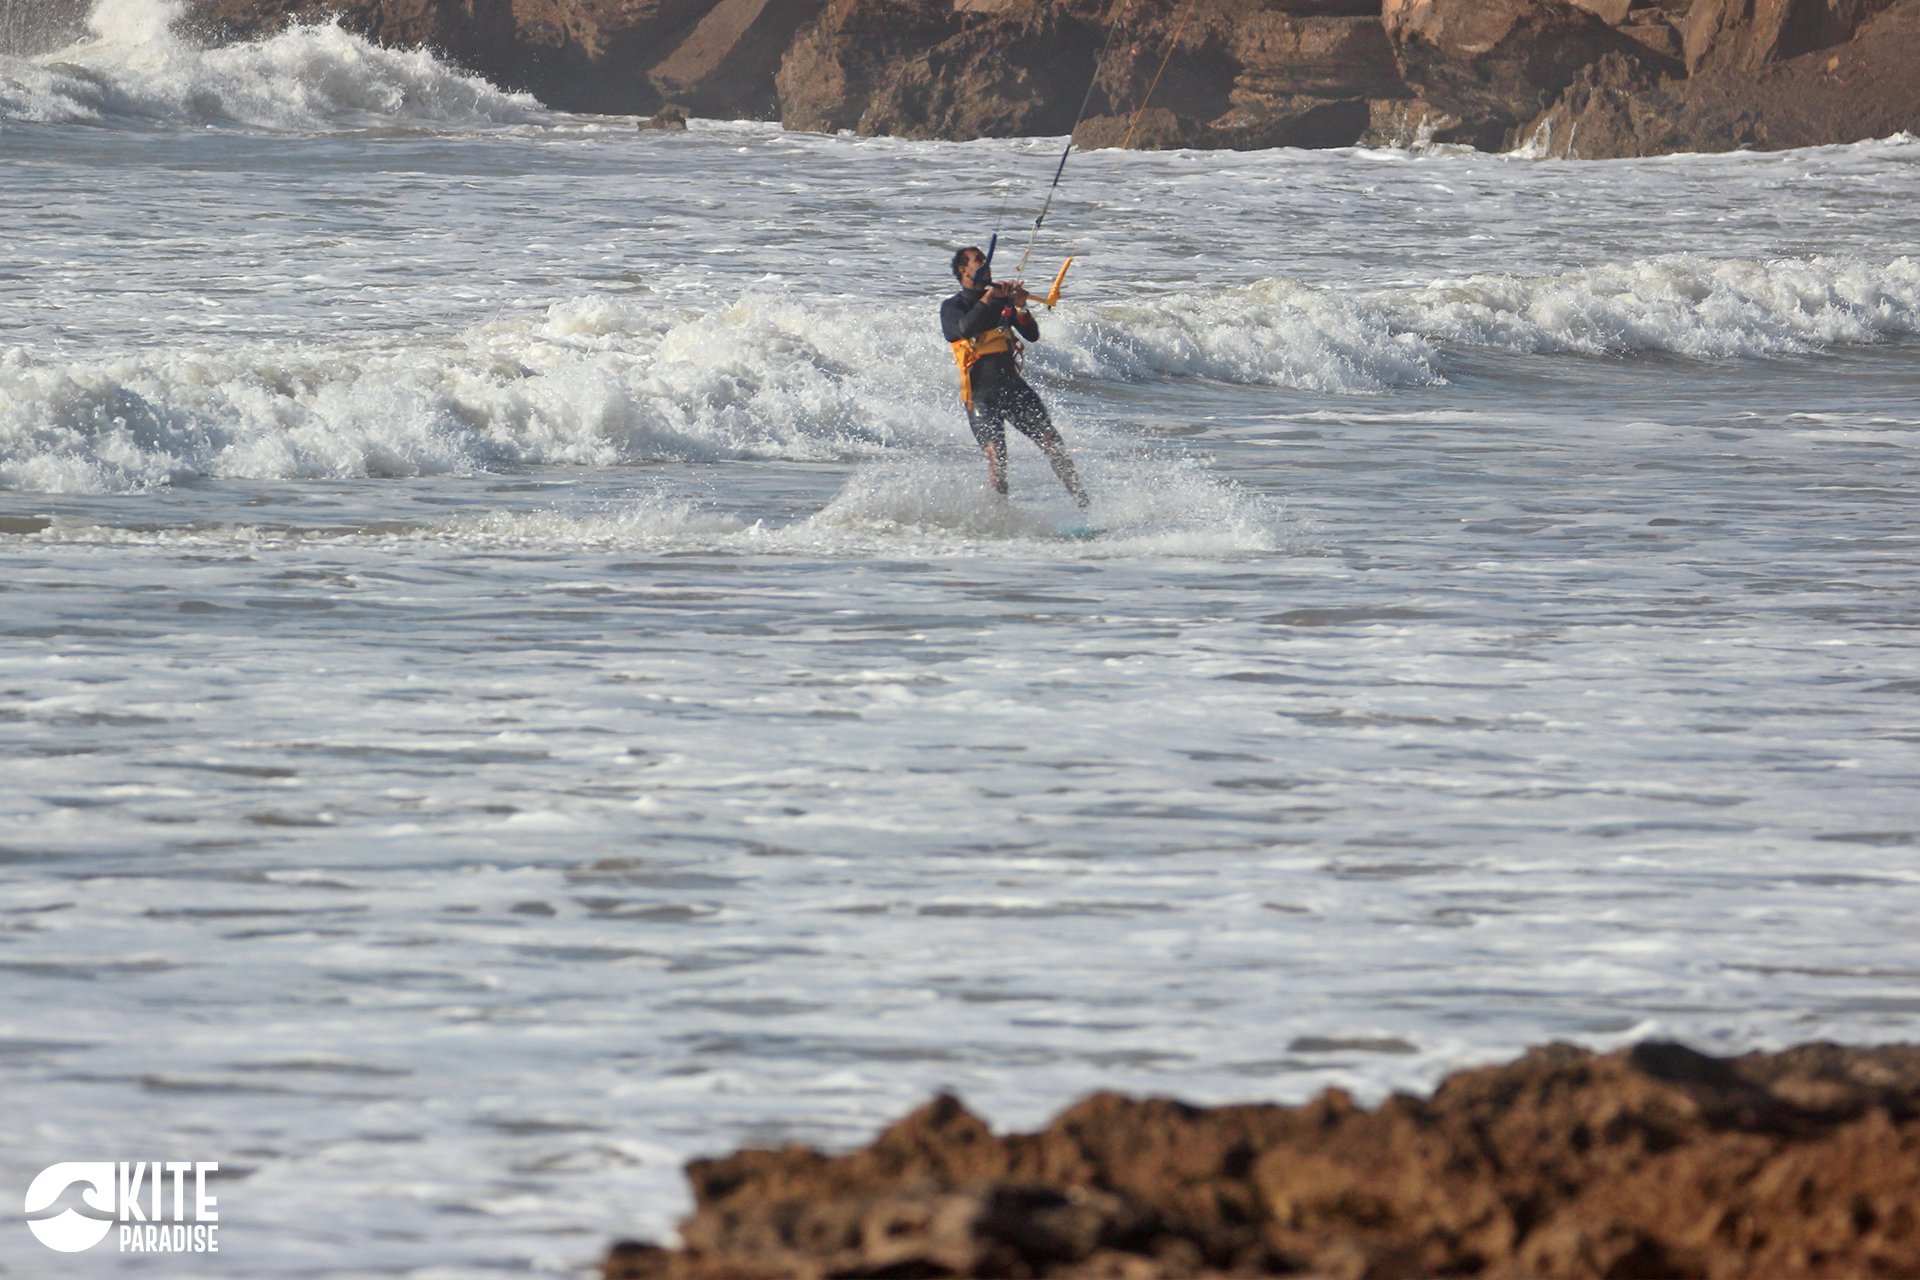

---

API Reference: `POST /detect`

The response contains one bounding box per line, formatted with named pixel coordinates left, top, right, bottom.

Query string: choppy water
left=3, top=1, right=1919, bottom=1274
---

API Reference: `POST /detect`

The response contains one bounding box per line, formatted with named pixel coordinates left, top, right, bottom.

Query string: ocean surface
left=3, top=1, right=1919, bottom=1274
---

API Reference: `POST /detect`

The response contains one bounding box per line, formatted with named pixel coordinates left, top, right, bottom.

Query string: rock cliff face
left=1524, top=0, right=1920, bottom=156
left=605, top=1041, right=1920, bottom=1279
left=178, top=0, right=1919, bottom=154
left=778, top=0, right=1421, bottom=149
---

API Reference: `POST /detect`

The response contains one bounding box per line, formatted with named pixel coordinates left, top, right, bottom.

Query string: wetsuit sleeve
left=1012, top=309, right=1039, bottom=342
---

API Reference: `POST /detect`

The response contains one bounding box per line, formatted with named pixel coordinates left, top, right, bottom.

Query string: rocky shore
left=605, top=1040, right=1920, bottom=1279
left=172, top=0, right=1920, bottom=155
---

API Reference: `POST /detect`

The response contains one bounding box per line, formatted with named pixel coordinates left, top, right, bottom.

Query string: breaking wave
left=0, top=0, right=542, bottom=129
left=4, top=254, right=1916, bottom=493
left=1051, top=253, right=1920, bottom=390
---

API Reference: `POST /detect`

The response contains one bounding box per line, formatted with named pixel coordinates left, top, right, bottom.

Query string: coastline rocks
left=637, top=102, right=689, bottom=127
left=1679, top=0, right=1899, bottom=74
left=778, top=0, right=1415, bottom=147
left=774, top=0, right=955, bottom=132
left=1520, top=0, right=1920, bottom=156
left=604, top=1040, right=1920, bottom=1279
left=648, top=0, right=827, bottom=116
left=1380, top=0, right=1677, bottom=134
left=175, top=0, right=1920, bottom=154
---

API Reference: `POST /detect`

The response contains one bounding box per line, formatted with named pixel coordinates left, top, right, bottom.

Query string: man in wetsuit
left=941, top=246, right=1089, bottom=508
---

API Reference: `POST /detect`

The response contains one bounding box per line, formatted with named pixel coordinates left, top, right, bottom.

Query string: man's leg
left=1007, top=384, right=1089, bottom=509
left=966, top=406, right=1009, bottom=497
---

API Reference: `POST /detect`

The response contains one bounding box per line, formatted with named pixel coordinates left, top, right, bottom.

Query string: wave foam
left=0, top=295, right=956, bottom=493
left=1379, top=254, right=1920, bottom=359
left=0, top=0, right=542, bottom=130
left=17, top=451, right=1293, bottom=560
left=4, top=255, right=1916, bottom=494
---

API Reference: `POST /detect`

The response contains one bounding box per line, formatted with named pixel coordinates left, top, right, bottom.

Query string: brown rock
left=1618, top=17, right=1684, bottom=61
left=505, top=0, right=710, bottom=112
left=649, top=0, right=829, bottom=116
left=776, top=0, right=954, bottom=132
left=1529, top=0, right=1920, bottom=155
left=606, top=1041, right=1920, bottom=1279
left=1227, top=15, right=1407, bottom=100
left=1570, top=0, right=1634, bottom=22
left=176, top=0, right=1920, bottom=152
left=1680, top=0, right=1900, bottom=74
left=638, top=103, right=689, bottom=127
left=1382, top=0, right=1680, bottom=130
left=852, top=7, right=1109, bottom=140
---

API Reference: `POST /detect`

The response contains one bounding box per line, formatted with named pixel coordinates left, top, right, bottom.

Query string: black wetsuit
left=940, top=286, right=1051, bottom=452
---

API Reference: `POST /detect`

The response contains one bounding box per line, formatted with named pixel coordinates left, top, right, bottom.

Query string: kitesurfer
left=942, top=246, right=1089, bottom=508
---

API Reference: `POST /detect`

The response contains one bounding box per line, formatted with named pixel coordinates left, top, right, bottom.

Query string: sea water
left=2, top=1, right=1918, bottom=1273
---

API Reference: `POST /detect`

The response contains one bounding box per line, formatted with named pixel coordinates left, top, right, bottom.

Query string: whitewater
left=3, top=1, right=1918, bottom=1274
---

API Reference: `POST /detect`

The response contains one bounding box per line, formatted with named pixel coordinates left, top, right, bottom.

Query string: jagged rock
left=851, top=7, right=1107, bottom=140
left=606, top=1041, right=1920, bottom=1279
left=177, top=0, right=1920, bottom=152
left=1570, top=0, right=1634, bottom=23
left=781, top=0, right=1405, bottom=146
left=1381, top=0, right=1680, bottom=131
left=648, top=0, right=828, bottom=116
left=775, top=0, right=954, bottom=132
left=1679, top=0, right=1900, bottom=74
left=637, top=103, right=689, bottom=127
left=505, top=0, right=710, bottom=113
left=1226, top=15, right=1406, bottom=100
left=1619, top=17, right=1684, bottom=61
left=1528, top=0, right=1920, bottom=156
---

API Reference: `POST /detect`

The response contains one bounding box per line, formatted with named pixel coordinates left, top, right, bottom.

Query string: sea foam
left=0, top=0, right=542, bottom=129
left=4, top=255, right=1917, bottom=494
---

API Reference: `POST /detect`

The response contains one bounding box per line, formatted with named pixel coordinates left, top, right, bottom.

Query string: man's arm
left=943, top=294, right=1010, bottom=342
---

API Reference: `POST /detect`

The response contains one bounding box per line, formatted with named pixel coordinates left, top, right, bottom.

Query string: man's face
left=955, top=249, right=989, bottom=288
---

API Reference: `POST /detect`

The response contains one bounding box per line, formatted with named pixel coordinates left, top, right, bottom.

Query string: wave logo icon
left=24, top=1163, right=117, bottom=1253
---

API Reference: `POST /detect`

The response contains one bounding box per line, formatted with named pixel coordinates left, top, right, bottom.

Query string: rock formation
left=779, top=0, right=1421, bottom=149
left=605, top=1040, right=1920, bottom=1279
left=1380, top=0, right=1679, bottom=147
left=1520, top=0, right=1920, bottom=157
left=173, top=0, right=1920, bottom=155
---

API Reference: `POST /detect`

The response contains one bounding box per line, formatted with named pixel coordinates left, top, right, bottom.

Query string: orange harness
left=949, top=326, right=1022, bottom=409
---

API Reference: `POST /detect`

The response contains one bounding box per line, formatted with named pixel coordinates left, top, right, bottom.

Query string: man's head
left=951, top=245, right=991, bottom=289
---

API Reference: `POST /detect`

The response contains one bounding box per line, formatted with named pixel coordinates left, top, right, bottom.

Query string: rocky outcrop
left=1679, top=0, right=1900, bottom=73
left=1517, top=0, right=1920, bottom=156
left=649, top=0, right=826, bottom=115
left=175, top=0, right=1920, bottom=154
left=1381, top=0, right=1678, bottom=138
left=606, top=1040, right=1920, bottom=1279
left=778, top=0, right=1417, bottom=148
